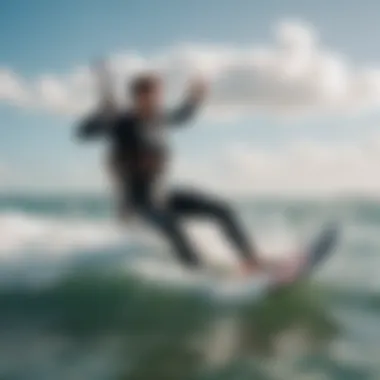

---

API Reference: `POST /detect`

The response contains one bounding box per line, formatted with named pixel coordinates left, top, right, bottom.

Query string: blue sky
left=2, top=0, right=380, bottom=194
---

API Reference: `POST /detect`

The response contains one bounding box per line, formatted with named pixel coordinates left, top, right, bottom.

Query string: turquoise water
left=0, top=195, right=379, bottom=379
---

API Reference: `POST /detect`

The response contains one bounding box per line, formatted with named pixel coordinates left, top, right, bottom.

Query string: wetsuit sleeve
left=75, top=112, right=115, bottom=141
left=165, top=96, right=202, bottom=126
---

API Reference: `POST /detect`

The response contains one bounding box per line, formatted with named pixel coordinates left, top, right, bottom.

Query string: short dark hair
left=129, top=73, right=160, bottom=98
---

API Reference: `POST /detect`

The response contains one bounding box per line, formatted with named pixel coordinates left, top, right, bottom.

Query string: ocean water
left=0, top=194, right=379, bottom=380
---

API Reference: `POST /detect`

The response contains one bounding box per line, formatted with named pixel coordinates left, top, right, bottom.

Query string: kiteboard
left=213, top=223, right=339, bottom=301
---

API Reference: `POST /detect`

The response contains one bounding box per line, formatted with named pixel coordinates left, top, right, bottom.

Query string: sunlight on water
left=0, top=196, right=378, bottom=379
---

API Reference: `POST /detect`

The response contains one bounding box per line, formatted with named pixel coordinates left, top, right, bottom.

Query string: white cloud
left=0, top=161, right=12, bottom=190
left=2, top=137, right=380, bottom=196
left=2, top=20, right=380, bottom=117
left=172, top=136, right=380, bottom=197
left=0, top=163, right=6, bottom=178
left=0, top=69, right=29, bottom=106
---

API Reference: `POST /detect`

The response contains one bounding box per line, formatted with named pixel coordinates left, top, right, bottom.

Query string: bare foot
left=272, top=255, right=305, bottom=285
left=239, top=261, right=262, bottom=277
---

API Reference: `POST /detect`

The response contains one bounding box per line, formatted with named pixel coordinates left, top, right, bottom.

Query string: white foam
left=0, top=212, right=159, bottom=287
left=0, top=212, right=121, bottom=254
left=0, top=210, right=343, bottom=291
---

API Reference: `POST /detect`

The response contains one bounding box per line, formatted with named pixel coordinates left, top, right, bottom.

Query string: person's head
left=129, top=72, right=162, bottom=114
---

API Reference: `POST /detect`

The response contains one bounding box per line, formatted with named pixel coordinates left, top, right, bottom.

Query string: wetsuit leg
left=168, top=189, right=258, bottom=264
left=139, top=204, right=202, bottom=268
left=119, top=177, right=201, bottom=268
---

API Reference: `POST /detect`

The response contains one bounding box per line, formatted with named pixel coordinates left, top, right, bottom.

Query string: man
left=76, top=64, right=267, bottom=275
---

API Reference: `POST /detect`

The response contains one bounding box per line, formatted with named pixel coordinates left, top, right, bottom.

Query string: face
left=135, top=80, right=163, bottom=114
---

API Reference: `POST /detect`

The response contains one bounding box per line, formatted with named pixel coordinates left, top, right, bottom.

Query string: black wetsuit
left=76, top=99, right=257, bottom=268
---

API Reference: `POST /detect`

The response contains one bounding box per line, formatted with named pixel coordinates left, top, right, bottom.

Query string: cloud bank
left=2, top=20, right=380, bottom=118
left=172, top=135, right=380, bottom=197
left=2, top=137, right=380, bottom=196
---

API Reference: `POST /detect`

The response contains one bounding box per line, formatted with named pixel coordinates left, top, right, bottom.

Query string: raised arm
left=75, top=58, right=117, bottom=141
left=75, top=110, right=115, bottom=141
left=166, top=77, right=207, bottom=126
